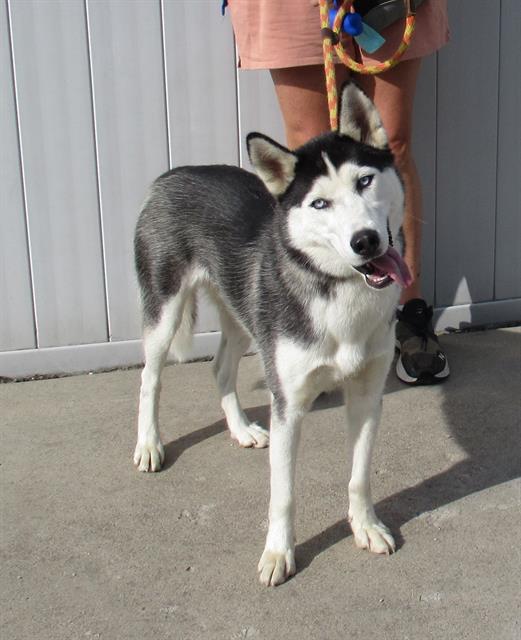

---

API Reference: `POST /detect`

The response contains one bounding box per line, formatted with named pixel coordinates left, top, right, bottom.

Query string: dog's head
left=247, top=83, right=411, bottom=290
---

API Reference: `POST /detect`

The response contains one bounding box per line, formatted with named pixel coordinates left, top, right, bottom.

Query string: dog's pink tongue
left=371, top=247, right=413, bottom=288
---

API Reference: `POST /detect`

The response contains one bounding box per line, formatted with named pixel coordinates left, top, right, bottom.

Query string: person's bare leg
left=270, top=64, right=349, bottom=149
left=356, top=59, right=422, bottom=303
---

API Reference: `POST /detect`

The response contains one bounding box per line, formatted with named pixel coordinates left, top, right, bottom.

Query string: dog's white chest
left=310, top=287, right=392, bottom=360
left=333, top=342, right=365, bottom=377
left=275, top=288, right=397, bottom=402
left=275, top=333, right=380, bottom=405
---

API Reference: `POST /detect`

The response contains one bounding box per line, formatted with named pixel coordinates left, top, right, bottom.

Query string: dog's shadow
left=160, top=387, right=340, bottom=471
left=162, top=405, right=270, bottom=470
left=162, top=420, right=227, bottom=470
left=162, top=331, right=520, bottom=572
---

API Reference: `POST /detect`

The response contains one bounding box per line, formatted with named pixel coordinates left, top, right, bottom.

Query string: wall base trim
left=433, top=298, right=521, bottom=332
left=0, top=332, right=222, bottom=379
left=1, top=299, right=519, bottom=379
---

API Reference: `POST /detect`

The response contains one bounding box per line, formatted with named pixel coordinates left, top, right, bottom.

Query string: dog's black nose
left=350, top=229, right=380, bottom=258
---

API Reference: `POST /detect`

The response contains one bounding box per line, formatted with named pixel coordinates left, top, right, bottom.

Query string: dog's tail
left=169, top=290, right=197, bottom=363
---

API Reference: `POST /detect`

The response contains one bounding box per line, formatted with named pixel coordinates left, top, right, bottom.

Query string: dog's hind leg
left=344, top=351, right=396, bottom=554
left=134, top=294, right=186, bottom=472
left=170, top=289, right=196, bottom=362
left=213, top=306, right=269, bottom=448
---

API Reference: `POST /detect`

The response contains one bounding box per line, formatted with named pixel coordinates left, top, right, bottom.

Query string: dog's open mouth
left=354, top=247, right=412, bottom=290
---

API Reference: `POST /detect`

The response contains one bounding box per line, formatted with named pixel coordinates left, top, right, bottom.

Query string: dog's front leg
left=344, top=352, right=396, bottom=555
left=258, top=403, right=303, bottom=586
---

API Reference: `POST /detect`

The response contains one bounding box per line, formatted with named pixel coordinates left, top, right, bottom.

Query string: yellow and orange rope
left=319, top=0, right=417, bottom=129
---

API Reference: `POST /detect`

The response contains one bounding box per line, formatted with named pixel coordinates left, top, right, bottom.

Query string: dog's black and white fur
left=133, top=83, right=411, bottom=586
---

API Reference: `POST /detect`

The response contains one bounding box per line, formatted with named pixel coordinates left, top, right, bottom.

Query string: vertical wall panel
left=87, top=0, right=169, bottom=341
left=163, top=0, right=238, bottom=167
left=0, top=0, right=35, bottom=352
left=237, top=70, right=285, bottom=171
left=162, top=0, right=238, bottom=334
left=435, top=1, right=500, bottom=307
left=495, top=0, right=521, bottom=300
left=9, top=0, right=107, bottom=347
left=412, top=54, right=437, bottom=305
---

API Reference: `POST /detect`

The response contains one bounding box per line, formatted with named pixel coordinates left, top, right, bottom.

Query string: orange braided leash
left=319, top=0, right=416, bottom=130
left=319, top=0, right=339, bottom=130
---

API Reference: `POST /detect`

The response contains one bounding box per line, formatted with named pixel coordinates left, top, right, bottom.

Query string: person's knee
left=387, top=135, right=413, bottom=171
left=285, top=118, right=329, bottom=149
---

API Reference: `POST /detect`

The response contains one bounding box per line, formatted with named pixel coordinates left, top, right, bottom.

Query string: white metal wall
left=1, top=0, right=520, bottom=377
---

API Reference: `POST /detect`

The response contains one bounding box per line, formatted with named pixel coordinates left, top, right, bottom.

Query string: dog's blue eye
left=357, top=175, right=374, bottom=190
left=310, top=198, right=330, bottom=210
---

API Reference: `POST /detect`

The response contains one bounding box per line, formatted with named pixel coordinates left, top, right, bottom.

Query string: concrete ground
left=1, top=328, right=520, bottom=640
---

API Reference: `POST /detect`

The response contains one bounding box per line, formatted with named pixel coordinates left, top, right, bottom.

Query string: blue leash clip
left=329, top=4, right=386, bottom=53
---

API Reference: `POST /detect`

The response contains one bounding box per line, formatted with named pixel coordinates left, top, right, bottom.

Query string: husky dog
left=133, top=83, right=412, bottom=586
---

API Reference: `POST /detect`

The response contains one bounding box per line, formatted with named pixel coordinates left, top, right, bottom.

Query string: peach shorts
left=228, top=0, right=449, bottom=69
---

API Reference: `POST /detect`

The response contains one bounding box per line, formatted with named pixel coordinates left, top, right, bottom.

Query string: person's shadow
left=162, top=329, right=520, bottom=571
left=296, top=329, right=521, bottom=570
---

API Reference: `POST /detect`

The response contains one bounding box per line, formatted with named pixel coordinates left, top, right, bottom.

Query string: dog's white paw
left=133, top=440, right=165, bottom=472
left=258, top=548, right=296, bottom=586
left=350, top=517, right=395, bottom=555
left=231, top=423, right=269, bottom=449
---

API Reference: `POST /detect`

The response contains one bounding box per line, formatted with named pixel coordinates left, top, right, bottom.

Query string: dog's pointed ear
left=247, top=133, right=298, bottom=196
left=338, top=82, right=389, bottom=149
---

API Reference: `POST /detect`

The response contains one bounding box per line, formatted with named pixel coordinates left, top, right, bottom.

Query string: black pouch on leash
left=353, top=0, right=425, bottom=32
